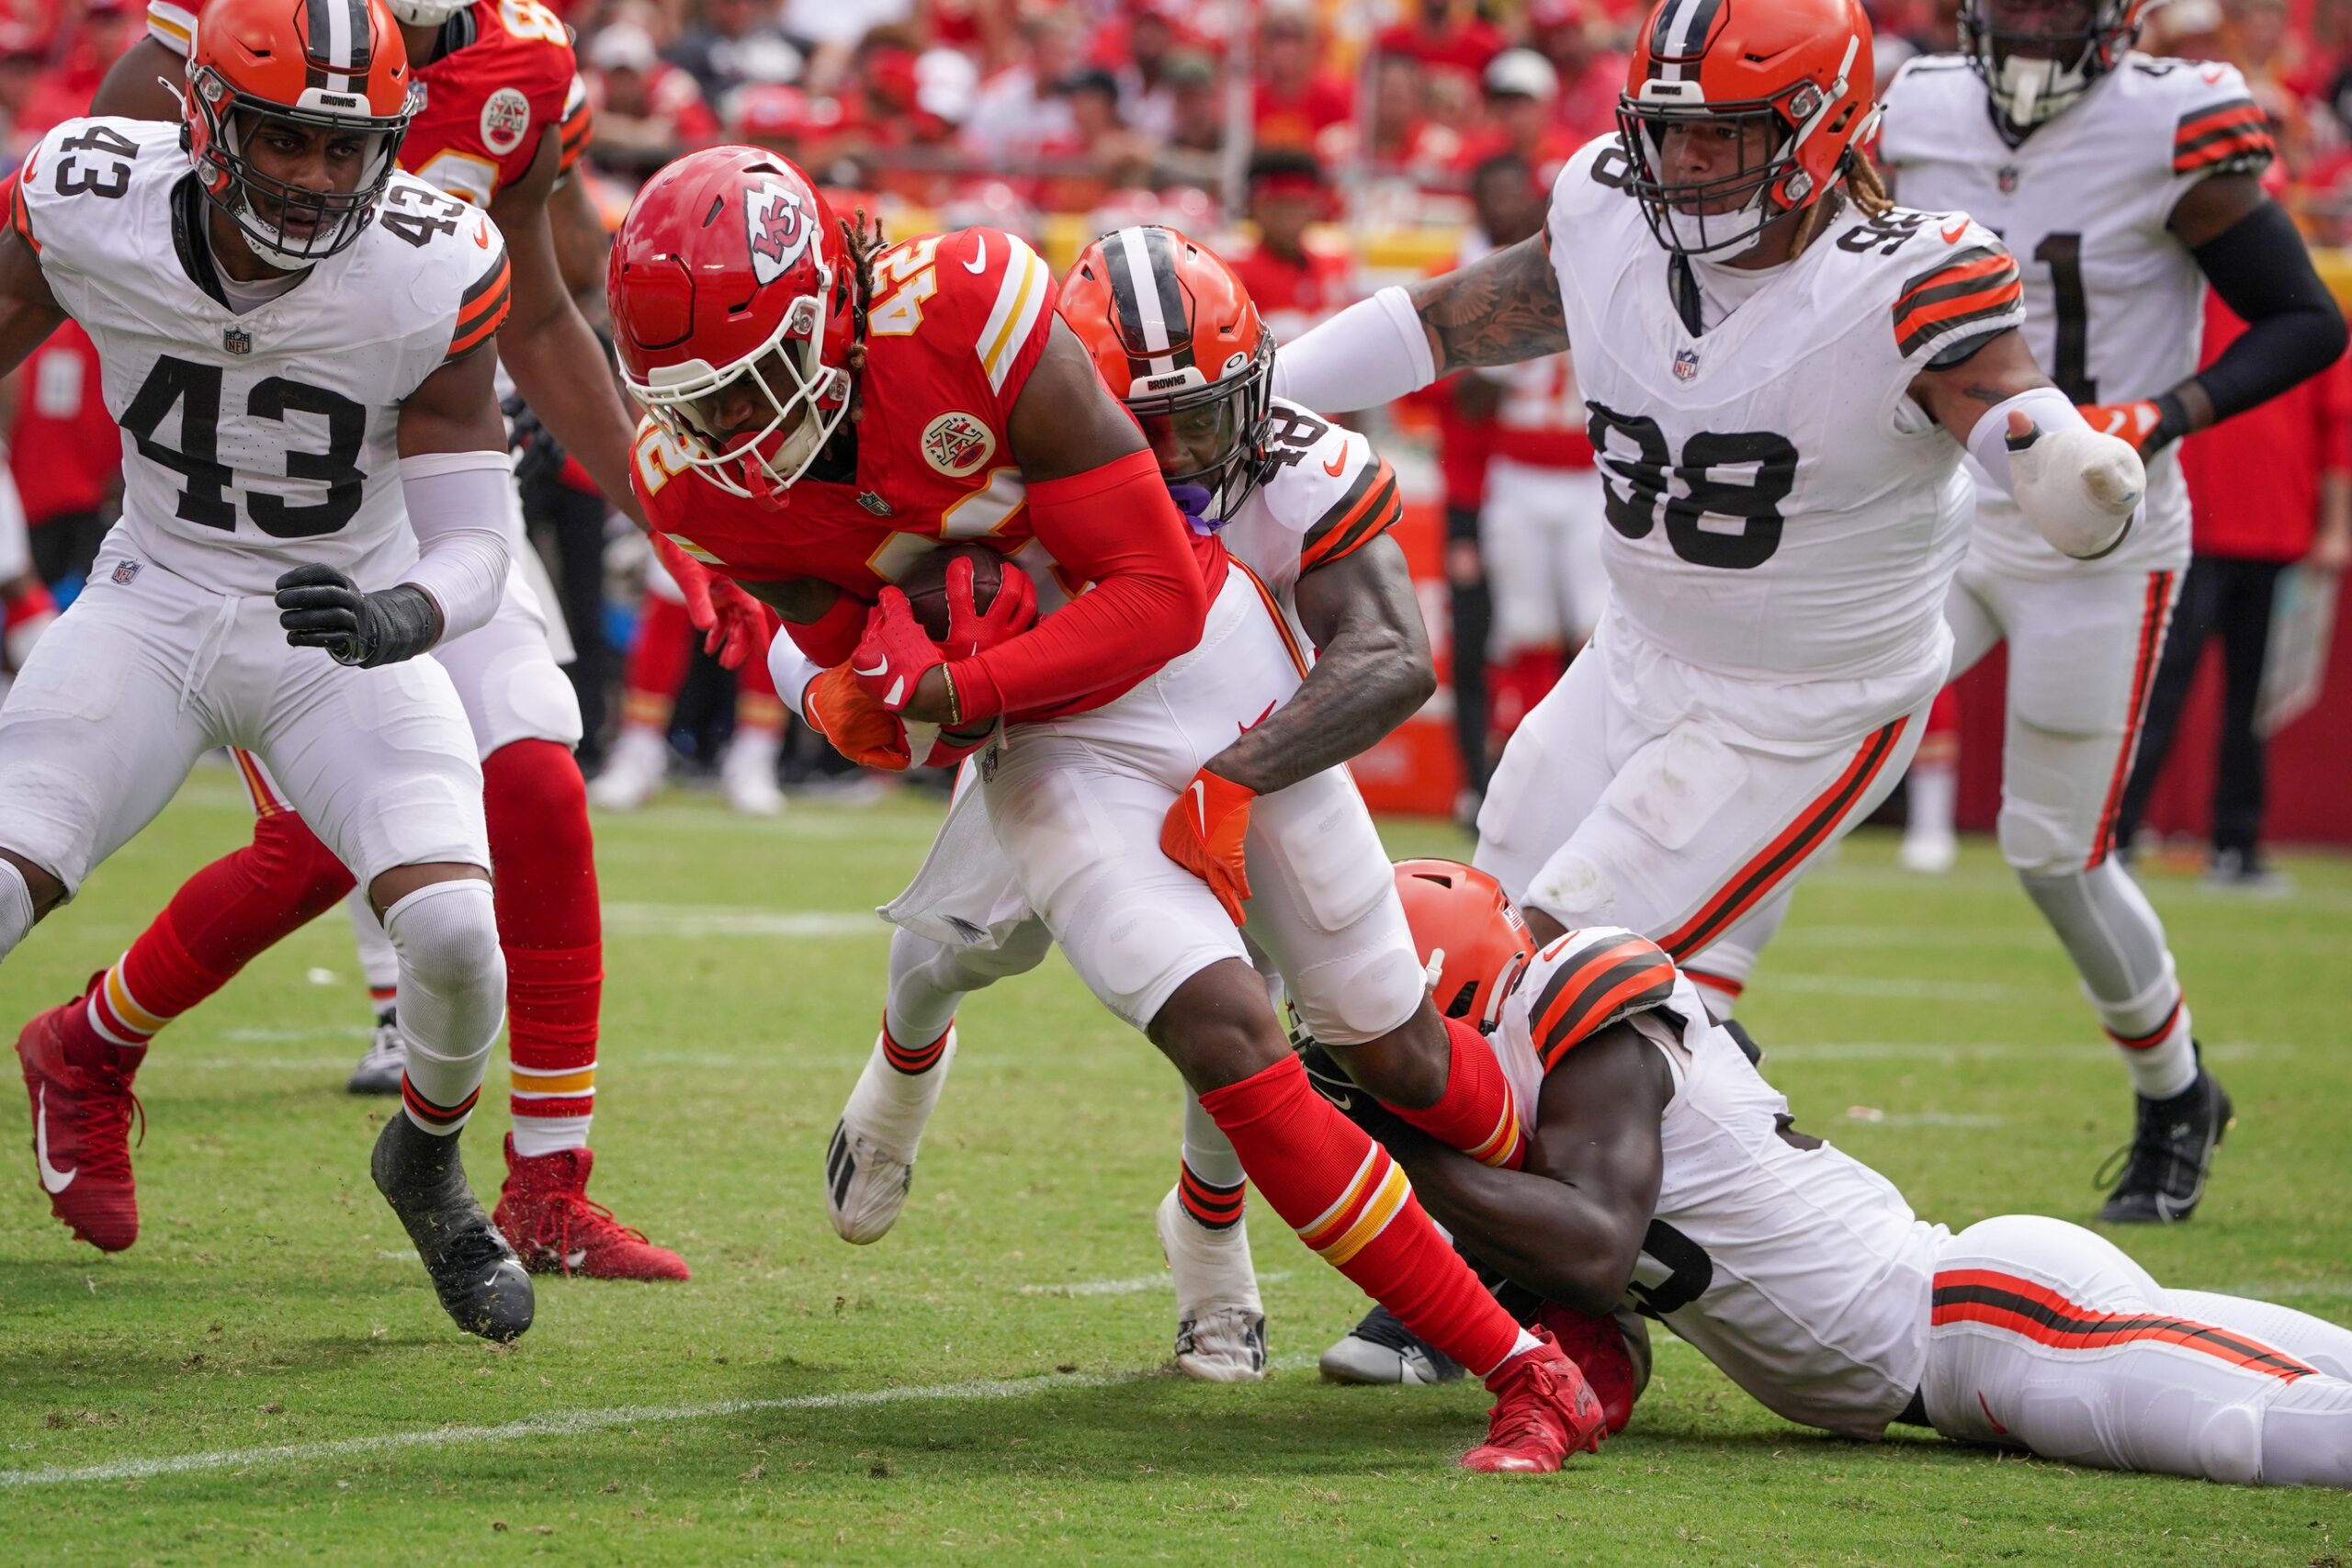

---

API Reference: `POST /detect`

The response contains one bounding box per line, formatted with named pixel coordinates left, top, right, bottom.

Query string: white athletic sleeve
left=398, top=451, right=514, bottom=646
left=1272, top=287, right=1436, bottom=413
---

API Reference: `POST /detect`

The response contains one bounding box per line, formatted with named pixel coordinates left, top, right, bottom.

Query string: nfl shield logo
left=1997, top=165, right=2019, bottom=195
left=223, top=326, right=252, bottom=356
left=857, top=491, right=894, bottom=517
left=1673, top=348, right=1700, bottom=382
left=111, top=560, right=141, bottom=585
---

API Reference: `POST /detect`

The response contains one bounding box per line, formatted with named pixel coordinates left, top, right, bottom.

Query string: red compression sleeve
left=784, top=589, right=869, bottom=670
left=944, top=448, right=1209, bottom=721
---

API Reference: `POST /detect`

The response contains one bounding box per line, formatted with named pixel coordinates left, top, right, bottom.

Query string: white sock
left=1480, top=1325, right=1544, bottom=1379
left=842, top=1027, right=957, bottom=1156
left=345, top=886, right=399, bottom=1015
left=511, top=1114, right=591, bottom=1158
left=1906, top=761, right=1957, bottom=840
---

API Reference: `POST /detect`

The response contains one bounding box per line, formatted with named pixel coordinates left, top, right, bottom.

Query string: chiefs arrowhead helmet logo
left=744, top=180, right=813, bottom=286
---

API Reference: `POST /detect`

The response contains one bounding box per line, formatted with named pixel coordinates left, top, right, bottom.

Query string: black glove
left=1295, top=1035, right=1413, bottom=1148
left=502, top=393, right=568, bottom=491
left=275, top=564, right=442, bottom=669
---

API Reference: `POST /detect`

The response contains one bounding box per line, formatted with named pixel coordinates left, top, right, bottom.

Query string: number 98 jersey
left=13, top=118, right=512, bottom=598
left=1546, top=135, right=2021, bottom=698
left=1880, top=53, right=2272, bottom=580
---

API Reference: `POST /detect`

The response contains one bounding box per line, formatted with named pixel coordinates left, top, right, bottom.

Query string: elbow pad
left=1968, top=388, right=2143, bottom=558
left=398, top=450, right=515, bottom=645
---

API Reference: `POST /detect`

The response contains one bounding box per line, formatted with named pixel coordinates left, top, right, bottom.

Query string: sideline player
left=612, top=152, right=1606, bottom=1471
left=767, top=230, right=1441, bottom=1383
left=1306, top=863, right=2352, bottom=1489
left=0, top=0, right=528, bottom=1339
left=1878, top=0, right=2347, bottom=1222
left=1273, top=0, right=2144, bottom=1022
left=20, top=0, right=765, bottom=1277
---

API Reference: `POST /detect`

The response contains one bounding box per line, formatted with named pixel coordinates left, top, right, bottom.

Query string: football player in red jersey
left=10, top=0, right=765, bottom=1279
left=611, top=148, right=1606, bottom=1472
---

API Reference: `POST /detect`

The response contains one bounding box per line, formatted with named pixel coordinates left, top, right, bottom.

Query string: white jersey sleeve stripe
left=147, top=0, right=195, bottom=53
left=978, top=240, right=1048, bottom=395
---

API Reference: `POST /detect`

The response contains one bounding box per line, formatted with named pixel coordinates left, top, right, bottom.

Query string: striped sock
left=881, top=1021, right=952, bottom=1075
left=1176, top=1157, right=1245, bottom=1231
left=401, top=1074, right=481, bottom=1135
left=2102, top=988, right=2197, bottom=1100
left=1383, top=1014, right=1525, bottom=1169
left=1197, top=1055, right=1524, bottom=1378
left=484, top=741, right=605, bottom=1156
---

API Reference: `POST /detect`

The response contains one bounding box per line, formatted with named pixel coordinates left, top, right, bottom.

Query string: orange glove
left=801, top=664, right=912, bottom=772
left=650, top=532, right=769, bottom=671
left=1159, top=767, right=1256, bottom=923
left=2078, top=400, right=2165, bottom=454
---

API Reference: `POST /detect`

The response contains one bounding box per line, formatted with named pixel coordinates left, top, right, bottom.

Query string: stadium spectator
left=666, top=0, right=805, bottom=104
left=1253, top=6, right=1352, bottom=154
left=2115, top=296, right=2352, bottom=889
left=587, top=20, right=722, bottom=175
left=3, top=322, right=118, bottom=604
left=964, top=10, right=1081, bottom=164
left=1527, top=0, right=1627, bottom=144
left=0, top=20, right=40, bottom=164
left=1150, top=48, right=1227, bottom=189
left=17, top=0, right=135, bottom=141
left=1374, top=0, right=1507, bottom=99
left=1225, top=151, right=1352, bottom=345
left=1462, top=48, right=1578, bottom=187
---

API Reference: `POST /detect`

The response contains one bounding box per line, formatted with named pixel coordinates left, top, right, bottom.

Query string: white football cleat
left=588, top=728, right=668, bottom=812
left=721, top=738, right=785, bottom=818
left=825, top=1026, right=956, bottom=1245
left=1156, top=1187, right=1267, bottom=1382
left=1896, top=829, right=1959, bottom=874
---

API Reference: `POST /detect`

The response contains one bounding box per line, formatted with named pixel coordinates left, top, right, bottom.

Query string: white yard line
left=1017, top=1271, right=1295, bottom=1298
left=598, top=906, right=883, bottom=941
left=1760, top=975, right=2031, bottom=1002
left=1, top=1359, right=1309, bottom=1490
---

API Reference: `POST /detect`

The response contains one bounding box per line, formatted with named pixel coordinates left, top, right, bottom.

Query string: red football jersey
left=148, top=0, right=587, bottom=205
left=632, top=226, right=1226, bottom=719
left=1225, top=238, right=1352, bottom=348
left=7, top=321, right=119, bottom=524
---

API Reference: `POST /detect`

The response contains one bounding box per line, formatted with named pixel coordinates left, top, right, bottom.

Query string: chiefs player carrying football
left=610, top=148, right=1604, bottom=1471
left=9, top=0, right=765, bottom=1277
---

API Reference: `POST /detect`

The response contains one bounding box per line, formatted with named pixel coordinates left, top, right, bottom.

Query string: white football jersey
left=1880, top=53, right=2271, bottom=579
left=1546, top=136, right=2022, bottom=699
left=16, top=118, right=511, bottom=599
left=1492, top=928, right=1946, bottom=1439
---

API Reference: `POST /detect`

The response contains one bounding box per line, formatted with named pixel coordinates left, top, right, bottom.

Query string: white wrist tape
left=398, top=451, right=515, bottom=646
left=1966, top=388, right=2143, bottom=559
left=766, top=628, right=822, bottom=721
left=1272, top=286, right=1436, bottom=414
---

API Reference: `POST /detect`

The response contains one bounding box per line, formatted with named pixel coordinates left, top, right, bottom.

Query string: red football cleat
left=493, top=1135, right=690, bottom=1281
left=16, top=990, right=143, bottom=1253
left=1460, top=1329, right=1609, bottom=1473
left=1538, top=1302, right=1645, bottom=1436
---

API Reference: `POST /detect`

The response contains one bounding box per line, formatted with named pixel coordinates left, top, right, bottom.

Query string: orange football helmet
left=1061, top=226, right=1274, bottom=525
left=1961, top=0, right=2157, bottom=128
left=1618, top=0, right=1878, bottom=258
left=1391, top=860, right=1533, bottom=1032
left=184, top=0, right=420, bottom=269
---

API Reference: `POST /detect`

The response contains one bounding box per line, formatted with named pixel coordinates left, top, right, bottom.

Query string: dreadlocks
left=1791, top=147, right=1895, bottom=256
left=837, top=207, right=888, bottom=409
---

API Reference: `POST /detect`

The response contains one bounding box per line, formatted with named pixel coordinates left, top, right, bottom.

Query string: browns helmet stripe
left=1647, top=0, right=1725, bottom=82
left=302, top=0, right=374, bottom=93
left=1109, top=225, right=1195, bottom=378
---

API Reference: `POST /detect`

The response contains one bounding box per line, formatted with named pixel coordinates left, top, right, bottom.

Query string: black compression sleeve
left=2190, top=198, right=2349, bottom=424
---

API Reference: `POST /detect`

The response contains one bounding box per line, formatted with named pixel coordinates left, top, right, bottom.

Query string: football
left=897, top=544, right=1023, bottom=640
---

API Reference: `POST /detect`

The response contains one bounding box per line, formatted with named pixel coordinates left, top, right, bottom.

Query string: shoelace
left=528, top=1190, right=652, bottom=1275
left=2092, top=1093, right=2196, bottom=1196
left=1351, top=1306, right=1428, bottom=1357
left=71, top=1067, right=144, bottom=1181
left=1482, top=1362, right=1564, bottom=1451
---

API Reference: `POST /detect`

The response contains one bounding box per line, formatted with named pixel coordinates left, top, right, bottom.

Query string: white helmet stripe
left=1114, top=225, right=1178, bottom=378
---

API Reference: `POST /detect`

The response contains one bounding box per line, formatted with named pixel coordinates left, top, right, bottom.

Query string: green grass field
left=3, top=769, right=2349, bottom=1563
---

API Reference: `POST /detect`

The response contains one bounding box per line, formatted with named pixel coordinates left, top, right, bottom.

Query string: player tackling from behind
left=0, top=0, right=527, bottom=1340
left=1306, top=862, right=2352, bottom=1489
left=609, top=149, right=1603, bottom=1470
left=1879, top=0, right=2347, bottom=1223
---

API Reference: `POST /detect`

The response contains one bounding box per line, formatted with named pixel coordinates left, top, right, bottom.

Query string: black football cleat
left=2097, top=1064, right=2233, bottom=1225
left=373, top=1115, right=534, bottom=1342
left=1318, top=1303, right=1464, bottom=1385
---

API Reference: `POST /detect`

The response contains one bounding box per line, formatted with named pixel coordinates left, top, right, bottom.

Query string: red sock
left=621, top=591, right=694, bottom=729
left=1385, top=1014, right=1525, bottom=1168
left=1198, top=1055, right=1522, bottom=1377
left=483, top=740, right=603, bottom=1156
left=74, top=811, right=354, bottom=1068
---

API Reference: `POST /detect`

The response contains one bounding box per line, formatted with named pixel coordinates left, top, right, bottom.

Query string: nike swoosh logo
left=1940, top=220, right=1968, bottom=244
left=1325, top=1089, right=1354, bottom=1111
left=1976, top=1391, right=2008, bottom=1436
left=964, top=236, right=988, bottom=274
left=1188, top=778, right=1209, bottom=833
left=473, top=220, right=492, bottom=249
left=36, top=1086, right=74, bottom=1194
left=1322, top=452, right=1347, bottom=477
left=1238, top=698, right=1277, bottom=736
left=852, top=659, right=889, bottom=678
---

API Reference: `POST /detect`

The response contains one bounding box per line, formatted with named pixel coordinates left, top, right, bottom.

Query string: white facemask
left=1993, top=50, right=2091, bottom=127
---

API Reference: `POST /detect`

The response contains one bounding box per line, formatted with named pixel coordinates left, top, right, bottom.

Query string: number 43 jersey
left=1881, top=53, right=2271, bottom=581
left=13, top=118, right=510, bottom=599
left=1546, top=135, right=2020, bottom=697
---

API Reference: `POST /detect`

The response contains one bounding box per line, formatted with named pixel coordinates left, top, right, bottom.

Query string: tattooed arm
left=1907, top=327, right=2053, bottom=440
left=1408, top=233, right=1573, bottom=377
left=1197, top=535, right=1434, bottom=797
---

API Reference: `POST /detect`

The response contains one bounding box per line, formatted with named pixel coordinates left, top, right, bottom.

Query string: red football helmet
left=184, top=0, right=420, bottom=271
left=1391, top=860, right=1533, bottom=1032
left=1618, top=0, right=1879, bottom=257
left=607, top=146, right=857, bottom=504
left=1060, top=226, right=1274, bottom=524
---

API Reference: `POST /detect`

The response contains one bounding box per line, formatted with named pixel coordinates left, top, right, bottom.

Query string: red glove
left=650, top=533, right=768, bottom=671
left=1159, top=767, right=1256, bottom=923
left=802, top=664, right=912, bottom=771
left=944, top=554, right=1037, bottom=660
left=850, top=588, right=947, bottom=715
left=2078, top=400, right=2164, bottom=454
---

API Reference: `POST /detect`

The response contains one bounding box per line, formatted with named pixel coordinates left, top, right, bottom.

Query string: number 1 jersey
left=1880, top=53, right=2271, bottom=580
left=13, top=118, right=512, bottom=597
left=1546, top=135, right=2020, bottom=697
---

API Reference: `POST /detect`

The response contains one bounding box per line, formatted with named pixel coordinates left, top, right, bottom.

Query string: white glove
left=2003, top=411, right=2143, bottom=559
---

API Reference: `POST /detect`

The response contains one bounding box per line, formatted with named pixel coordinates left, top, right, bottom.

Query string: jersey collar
left=169, top=175, right=231, bottom=310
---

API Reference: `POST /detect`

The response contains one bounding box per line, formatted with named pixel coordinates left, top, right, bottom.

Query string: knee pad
left=0, top=858, right=34, bottom=960
left=1527, top=847, right=1616, bottom=930
left=1286, top=937, right=1427, bottom=1048
left=470, top=644, right=584, bottom=757
left=383, top=878, right=505, bottom=1055
left=2188, top=1398, right=2266, bottom=1487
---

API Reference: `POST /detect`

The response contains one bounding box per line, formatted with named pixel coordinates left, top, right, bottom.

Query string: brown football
left=897, top=544, right=1021, bottom=640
